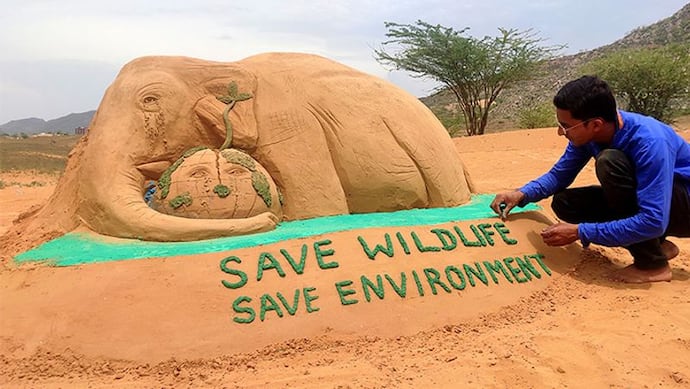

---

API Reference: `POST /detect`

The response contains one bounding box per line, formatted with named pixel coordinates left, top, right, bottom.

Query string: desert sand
left=1, top=127, right=689, bottom=388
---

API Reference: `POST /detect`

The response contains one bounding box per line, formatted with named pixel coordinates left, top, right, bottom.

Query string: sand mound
left=2, top=210, right=578, bottom=362
left=1, top=128, right=689, bottom=388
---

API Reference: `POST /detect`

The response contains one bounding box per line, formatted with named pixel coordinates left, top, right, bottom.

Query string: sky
left=0, top=0, right=688, bottom=124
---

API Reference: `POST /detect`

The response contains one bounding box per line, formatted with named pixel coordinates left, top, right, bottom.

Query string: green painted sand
left=14, top=194, right=539, bottom=266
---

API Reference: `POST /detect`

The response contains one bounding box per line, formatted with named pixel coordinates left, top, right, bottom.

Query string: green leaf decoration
left=216, top=81, right=254, bottom=151
left=214, top=184, right=231, bottom=198
left=169, top=192, right=193, bottom=209
left=277, top=188, right=284, bottom=205
left=221, top=149, right=257, bottom=171
left=252, top=171, right=272, bottom=207
left=228, top=81, right=238, bottom=97
left=234, top=93, right=252, bottom=101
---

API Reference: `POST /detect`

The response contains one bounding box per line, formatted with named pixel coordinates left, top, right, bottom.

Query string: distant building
left=74, top=126, right=88, bottom=135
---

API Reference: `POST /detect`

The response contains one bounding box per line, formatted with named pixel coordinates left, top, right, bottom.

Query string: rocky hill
left=0, top=118, right=47, bottom=135
left=421, top=3, right=690, bottom=133
left=0, top=111, right=95, bottom=135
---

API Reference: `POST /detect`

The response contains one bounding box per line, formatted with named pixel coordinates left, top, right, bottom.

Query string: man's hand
left=490, top=191, right=526, bottom=219
left=540, top=222, right=579, bottom=246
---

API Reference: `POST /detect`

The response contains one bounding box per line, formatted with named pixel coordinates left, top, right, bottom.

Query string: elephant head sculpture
left=10, top=53, right=475, bottom=244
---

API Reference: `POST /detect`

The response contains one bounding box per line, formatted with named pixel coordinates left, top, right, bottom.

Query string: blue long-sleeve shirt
left=519, top=110, right=690, bottom=247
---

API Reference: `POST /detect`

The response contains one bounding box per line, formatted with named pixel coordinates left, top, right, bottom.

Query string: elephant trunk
left=78, top=162, right=275, bottom=241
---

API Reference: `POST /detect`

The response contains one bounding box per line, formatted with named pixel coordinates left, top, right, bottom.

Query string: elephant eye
left=143, top=96, right=158, bottom=104
left=138, top=85, right=164, bottom=112
left=141, top=94, right=162, bottom=112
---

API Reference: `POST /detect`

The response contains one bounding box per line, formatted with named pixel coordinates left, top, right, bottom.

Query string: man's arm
left=519, top=143, right=591, bottom=206
left=491, top=143, right=591, bottom=218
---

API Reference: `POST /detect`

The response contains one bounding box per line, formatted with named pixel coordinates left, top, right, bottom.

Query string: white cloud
left=0, top=0, right=687, bottom=123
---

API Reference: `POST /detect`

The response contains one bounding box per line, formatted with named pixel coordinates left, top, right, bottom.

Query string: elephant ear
left=195, top=72, right=259, bottom=151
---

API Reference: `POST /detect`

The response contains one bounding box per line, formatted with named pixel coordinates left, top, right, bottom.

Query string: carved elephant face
left=87, top=56, right=258, bottom=175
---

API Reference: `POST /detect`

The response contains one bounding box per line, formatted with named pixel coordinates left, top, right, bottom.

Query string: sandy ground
left=1, top=127, right=690, bottom=388
left=0, top=172, right=59, bottom=237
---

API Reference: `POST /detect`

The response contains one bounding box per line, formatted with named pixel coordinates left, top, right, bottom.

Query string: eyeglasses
left=556, top=116, right=595, bottom=135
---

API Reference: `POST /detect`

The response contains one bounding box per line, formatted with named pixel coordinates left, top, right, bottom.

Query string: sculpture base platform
left=4, top=195, right=581, bottom=362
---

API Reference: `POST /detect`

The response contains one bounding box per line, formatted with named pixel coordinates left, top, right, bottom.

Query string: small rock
left=557, top=367, right=566, bottom=374
left=671, top=372, right=684, bottom=383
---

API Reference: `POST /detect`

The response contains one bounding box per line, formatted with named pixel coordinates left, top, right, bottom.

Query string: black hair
left=553, top=75, right=618, bottom=123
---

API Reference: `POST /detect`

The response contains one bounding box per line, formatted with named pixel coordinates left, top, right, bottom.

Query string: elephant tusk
left=136, top=161, right=173, bottom=180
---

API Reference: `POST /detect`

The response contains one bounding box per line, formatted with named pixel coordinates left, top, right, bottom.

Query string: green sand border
left=14, top=194, right=539, bottom=266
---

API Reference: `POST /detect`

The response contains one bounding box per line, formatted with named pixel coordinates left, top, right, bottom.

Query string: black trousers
left=551, top=149, right=690, bottom=270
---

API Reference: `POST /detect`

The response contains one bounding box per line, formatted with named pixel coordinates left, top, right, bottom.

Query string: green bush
left=581, top=44, right=690, bottom=122
left=518, top=101, right=556, bottom=129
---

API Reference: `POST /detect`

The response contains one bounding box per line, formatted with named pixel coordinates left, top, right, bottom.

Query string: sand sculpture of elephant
left=8, top=53, right=474, bottom=244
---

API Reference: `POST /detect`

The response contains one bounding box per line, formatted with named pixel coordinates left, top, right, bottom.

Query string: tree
left=375, top=21, right=562, bottom=136
left=430, top=105, right=464, bottom=137
left=582, top=44, right=690, bottom=122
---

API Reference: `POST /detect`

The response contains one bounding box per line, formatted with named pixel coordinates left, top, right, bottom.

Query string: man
left=491, top=75, right=690, bottom=283
left=143, top=180, right=157, bottom=207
